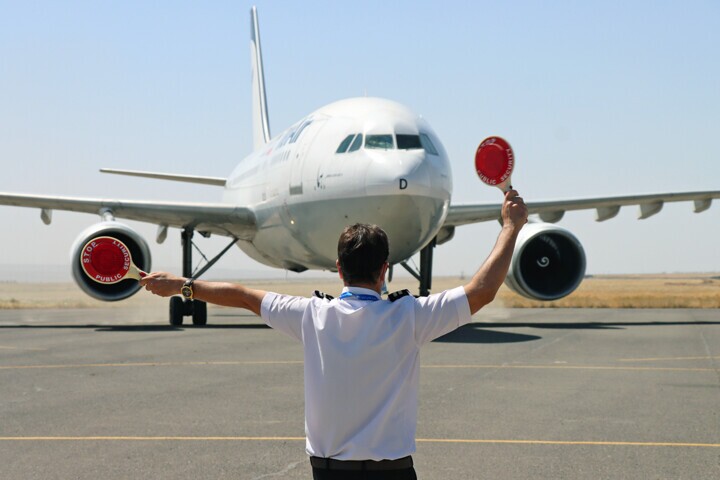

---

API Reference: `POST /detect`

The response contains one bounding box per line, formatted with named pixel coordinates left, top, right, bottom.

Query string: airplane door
left=289, top=117, right=326, bottom=196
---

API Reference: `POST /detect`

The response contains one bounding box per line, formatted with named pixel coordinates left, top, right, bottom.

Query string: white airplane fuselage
left=224, top=97, right=453, bottom=272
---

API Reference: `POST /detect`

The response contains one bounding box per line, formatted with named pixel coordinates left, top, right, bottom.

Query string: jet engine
left=70, top=222, right=152, bottom=301
left=505, top=222, right=586, bottom=301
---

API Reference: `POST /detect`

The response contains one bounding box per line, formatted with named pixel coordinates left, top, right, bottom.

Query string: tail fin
left=250, top=6, right=271, bottom=149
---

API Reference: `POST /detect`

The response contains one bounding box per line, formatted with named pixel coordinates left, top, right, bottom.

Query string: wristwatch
left=180, top=278, right=194, bottom=300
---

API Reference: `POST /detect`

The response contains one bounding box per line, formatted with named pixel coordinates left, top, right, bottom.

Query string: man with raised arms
left=141, top=190, right=528, bottom=479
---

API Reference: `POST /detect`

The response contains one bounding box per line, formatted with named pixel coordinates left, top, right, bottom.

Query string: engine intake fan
left=505, top=222, right=586, bottom=301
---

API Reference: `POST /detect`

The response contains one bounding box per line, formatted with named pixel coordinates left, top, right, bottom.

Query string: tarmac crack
left=250, top=460, right=304, bottom=479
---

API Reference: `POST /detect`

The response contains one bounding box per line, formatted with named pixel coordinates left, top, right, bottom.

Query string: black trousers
left=311, top=466, right=417, bottom=480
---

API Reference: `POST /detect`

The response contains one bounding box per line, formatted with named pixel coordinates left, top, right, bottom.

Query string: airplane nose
left=364, top=150, right=450, bottom=200
left=362, top=149, right=452, bottom=263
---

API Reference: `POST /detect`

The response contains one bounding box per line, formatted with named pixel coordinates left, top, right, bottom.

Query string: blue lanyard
left=339, top=292, right=379, bottom=302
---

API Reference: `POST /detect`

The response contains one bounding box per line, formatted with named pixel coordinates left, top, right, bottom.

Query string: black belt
left=310, top=455, right=413, bottom=471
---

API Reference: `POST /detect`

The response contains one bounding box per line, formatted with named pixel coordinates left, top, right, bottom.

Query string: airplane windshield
left=419, top=133, right=439, bottom=156
left=348, top=134, right=363, bottom=152
left=337, top=133, right=432, bottom=154
left=366, top=134, right=394, bottom=150
left=397, top=134, right=422, bottom=150
left=336, top=134, right=355, bottom=153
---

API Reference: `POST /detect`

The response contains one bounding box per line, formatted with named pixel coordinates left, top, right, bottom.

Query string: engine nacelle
left=505, top=222, right=586, bottom=301
left=70, top=222, right=152, bottom=301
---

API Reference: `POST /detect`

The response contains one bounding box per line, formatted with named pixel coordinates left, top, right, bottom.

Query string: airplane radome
left=0, top=6, right=718, bottom=326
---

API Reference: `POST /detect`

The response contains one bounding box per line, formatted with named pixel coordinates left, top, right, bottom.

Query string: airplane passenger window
left=365, top=134, right=394, bottom=150
left=396, top=134, right=422, bottom=150
left=336, top=134, right=355, bottom=153
left=419, top=133, right=439, bottom=155
left=348, top=134, right=363, bottom=152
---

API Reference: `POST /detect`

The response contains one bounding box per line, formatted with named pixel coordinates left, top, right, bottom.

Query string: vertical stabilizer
left=250, top=6, right=271, bottom=149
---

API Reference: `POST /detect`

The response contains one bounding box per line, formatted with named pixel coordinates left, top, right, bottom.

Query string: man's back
left=261, top=285, right=472, bottom=460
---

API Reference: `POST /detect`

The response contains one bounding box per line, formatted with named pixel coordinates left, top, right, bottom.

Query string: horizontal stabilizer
left=100, top=169, right=226, bottom=187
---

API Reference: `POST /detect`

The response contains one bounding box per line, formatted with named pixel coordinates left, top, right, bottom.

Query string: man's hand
left=502, top=189, right=528, bottom=230
left=139, top=272, right=185, bottom=297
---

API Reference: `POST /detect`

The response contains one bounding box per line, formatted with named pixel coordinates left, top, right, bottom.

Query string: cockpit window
left=290, top=121, right=310, bottom=143
left=397, top=134, right=422, bottom=150
left=337, top=133, right=432, bottom=154
left=419, top=133, right=439, bottom=156
left=365, top=134, right=394, bottom=150
left=348, top=133, right=363, bottom=152
left=336, top=134, right=355, bottom=153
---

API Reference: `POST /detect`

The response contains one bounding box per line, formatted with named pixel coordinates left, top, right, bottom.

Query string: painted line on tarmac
left=0, top=361, right=715, bottom=373
left=417, top=439, right=720, bottom=448
left=422, top=364, right=715, bottom=372
left=0, top=345, right=46, bottom=351
left=0, top=436, right=718, bottom=448
left=0, top=360, right=303, bottom=370
left=619, top=355, right=720, bottom=362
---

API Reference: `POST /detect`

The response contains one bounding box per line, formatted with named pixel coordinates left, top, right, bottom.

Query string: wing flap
left=638, top=201, right=663, bottom=219
left=596, top=205, right=620, bottom=222
left=694, top=198, right=712, bottom=213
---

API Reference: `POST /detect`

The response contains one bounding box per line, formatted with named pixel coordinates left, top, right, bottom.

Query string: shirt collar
left=341, top=286, right=381, bottom=300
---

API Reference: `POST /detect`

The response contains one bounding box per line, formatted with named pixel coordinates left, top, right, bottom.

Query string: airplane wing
left=444, top=190, right=720, bottom=227
left=0, top=192, right=256, bottom=239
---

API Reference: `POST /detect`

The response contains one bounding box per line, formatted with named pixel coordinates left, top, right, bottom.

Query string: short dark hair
left=337, top=224, right=389, bottom=284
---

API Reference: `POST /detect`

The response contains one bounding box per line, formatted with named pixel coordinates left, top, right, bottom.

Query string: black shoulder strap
left=313, top=290, right=334, bottom=301
left=388, top=289, right=411, bottom=302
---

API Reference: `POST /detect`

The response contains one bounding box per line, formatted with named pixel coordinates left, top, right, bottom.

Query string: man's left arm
left=464, top=190, right=528, bottom=315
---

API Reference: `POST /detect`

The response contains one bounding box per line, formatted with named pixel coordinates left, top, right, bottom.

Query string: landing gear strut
left=168, top=227, right=238, bottom=326
left=400, top=237, right=436, bottom=297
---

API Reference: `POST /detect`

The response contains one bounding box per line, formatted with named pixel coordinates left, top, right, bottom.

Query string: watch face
left=181, top=286, right=193, bottom=298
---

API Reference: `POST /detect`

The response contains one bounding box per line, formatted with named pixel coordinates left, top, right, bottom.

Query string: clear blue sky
left=1, top=1, right=718, bottom=282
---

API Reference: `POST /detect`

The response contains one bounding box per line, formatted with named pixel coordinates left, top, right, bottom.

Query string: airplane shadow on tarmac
left=2, top=316, right=718, bottom=342
left=434, top=324, right=541, bottom=344
left=432, top=318, right=720, bottom=344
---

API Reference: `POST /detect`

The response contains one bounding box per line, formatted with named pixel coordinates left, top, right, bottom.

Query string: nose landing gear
left=400, top=237, right=435, bottom=297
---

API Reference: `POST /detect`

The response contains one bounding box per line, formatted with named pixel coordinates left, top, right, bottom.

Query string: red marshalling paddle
left=474, top=136, right=515, bottom=192
left=80, top=236, right=146, bottom=284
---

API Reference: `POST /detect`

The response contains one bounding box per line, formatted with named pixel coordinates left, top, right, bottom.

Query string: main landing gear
left=400, top=237, right=436, bottom=297
left=168, top=227, right=238, bottom=326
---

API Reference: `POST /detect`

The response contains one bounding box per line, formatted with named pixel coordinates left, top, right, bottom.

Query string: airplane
left=1, top=6, right=719, bottom=326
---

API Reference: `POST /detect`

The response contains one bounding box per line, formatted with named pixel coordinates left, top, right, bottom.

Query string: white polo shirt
left=260, top=285, right=472, bottom=461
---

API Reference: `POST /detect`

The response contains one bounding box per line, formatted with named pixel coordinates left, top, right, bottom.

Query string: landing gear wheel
left=192, top=300, right=207, bottom=326
left=169, top=296, right=185, bottom=326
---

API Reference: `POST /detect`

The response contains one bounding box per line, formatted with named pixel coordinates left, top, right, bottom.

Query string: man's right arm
left=140, top=273, right=266, bottom=316
left=463, top=190, right=528, bottom=315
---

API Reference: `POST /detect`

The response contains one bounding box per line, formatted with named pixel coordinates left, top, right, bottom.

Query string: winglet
left=250, top=6, right=271, bottom=149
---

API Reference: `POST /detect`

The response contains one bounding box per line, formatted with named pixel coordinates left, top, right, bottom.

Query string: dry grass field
left=496, top=273, right=720, bottom=308
left=1, top=273, right=719, bottom=309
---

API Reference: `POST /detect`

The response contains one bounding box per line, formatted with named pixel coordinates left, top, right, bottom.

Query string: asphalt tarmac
left=1, top=305, right=719, bottom=479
